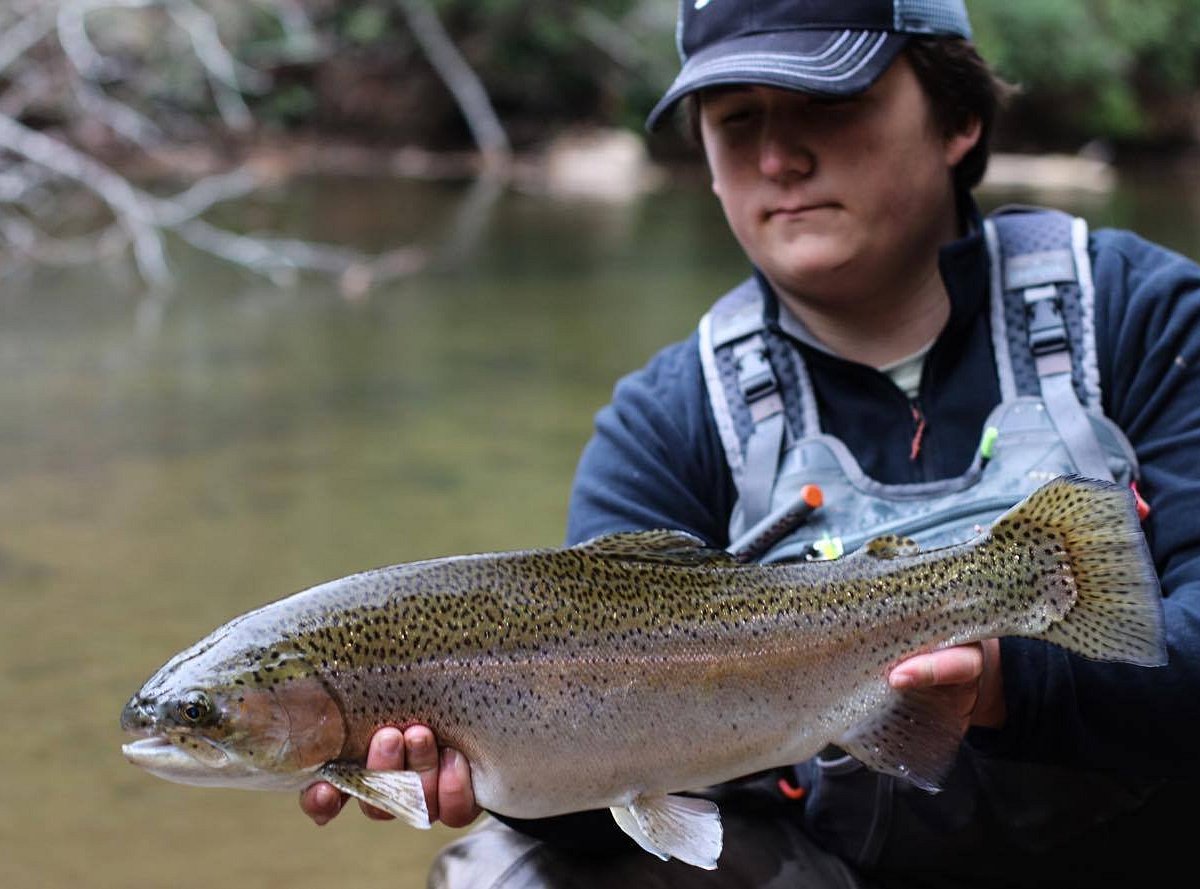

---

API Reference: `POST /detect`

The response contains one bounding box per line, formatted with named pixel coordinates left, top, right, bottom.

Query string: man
left=302, top=2, right=1200, bottom=886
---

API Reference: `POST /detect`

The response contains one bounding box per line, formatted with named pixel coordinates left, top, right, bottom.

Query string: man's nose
left=758, top=115, right=814, bottom=180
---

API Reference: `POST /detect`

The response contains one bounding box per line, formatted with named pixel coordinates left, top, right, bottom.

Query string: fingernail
left=313, top=815, right=329, bottom=827
left=891, top=674, right=915, bottom=690
left=442, top=748, right=460, bottom=770
left=379, top=731, right=401, bottom=757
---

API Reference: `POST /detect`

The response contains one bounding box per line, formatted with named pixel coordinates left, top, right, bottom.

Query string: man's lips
left=766, top=202, right=837, bottom=219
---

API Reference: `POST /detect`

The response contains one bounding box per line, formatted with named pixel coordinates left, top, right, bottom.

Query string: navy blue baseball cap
left=647, top=0, right=973, bottom=130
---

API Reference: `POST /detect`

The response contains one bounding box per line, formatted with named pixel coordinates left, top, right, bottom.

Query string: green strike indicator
left=979, top=426, right=1000, bottom=462
left=813, top=535, right=844, bottom=561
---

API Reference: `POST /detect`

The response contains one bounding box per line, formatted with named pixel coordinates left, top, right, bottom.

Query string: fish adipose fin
left=318, top=762, right=430, bottom=829
left=574, top=530, right=738, bottom=567
left=863, top=535, right=922, bottom=559
left=838, top=686, right=963, bottom=792
left=610, top=794, right=723, bottom=870
left=993, top=476, right=1167, bottom=666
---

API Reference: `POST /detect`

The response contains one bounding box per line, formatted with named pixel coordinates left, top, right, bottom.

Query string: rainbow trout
left=121, top=476, right=1165, bottom=869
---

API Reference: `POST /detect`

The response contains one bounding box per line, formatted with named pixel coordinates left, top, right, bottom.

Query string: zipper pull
left=909, top=401, right=927, bottom=462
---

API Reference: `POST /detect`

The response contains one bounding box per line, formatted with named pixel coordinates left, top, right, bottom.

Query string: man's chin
left=759, top=251, right=857, bottom=293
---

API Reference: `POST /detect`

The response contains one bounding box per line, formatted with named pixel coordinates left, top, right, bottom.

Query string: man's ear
left=945, top=115, right=982, bottom=167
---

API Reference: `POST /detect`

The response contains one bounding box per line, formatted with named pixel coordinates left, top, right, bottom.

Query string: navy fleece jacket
left=494, top=220, right=1200, bottom=857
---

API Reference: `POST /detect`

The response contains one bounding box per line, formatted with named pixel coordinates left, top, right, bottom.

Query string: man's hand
left=888, top=639, right=1005, bottom=731
left=299, top=725, right=482, bottom=828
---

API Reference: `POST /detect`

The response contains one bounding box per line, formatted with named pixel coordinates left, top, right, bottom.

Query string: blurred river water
left=1, top=168, right=1198, bottom=888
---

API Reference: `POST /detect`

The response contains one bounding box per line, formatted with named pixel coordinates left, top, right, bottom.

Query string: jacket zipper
left=909, top=399, right=927, bottom=462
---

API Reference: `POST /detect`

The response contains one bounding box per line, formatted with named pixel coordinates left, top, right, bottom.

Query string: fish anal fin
left=838, top=688, right=962, bottom=793
left=574, top=531, right=736, bottom=567
left=862, top=535, right=921, bottom=559
left=610, top=793, right=723, bottom=870
left=318, top=762, right=430, bottom=829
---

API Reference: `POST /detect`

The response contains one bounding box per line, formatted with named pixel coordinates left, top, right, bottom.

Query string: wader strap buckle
left=733, top=335, right=785, bottom=526
left=1021, top=279, right=1111, bottom=478
left=734, top=336, right=783, bottom=422
left=1023, top=284, right=1071, bottom=375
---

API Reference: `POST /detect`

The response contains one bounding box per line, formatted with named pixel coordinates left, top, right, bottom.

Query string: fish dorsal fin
left=610, top=793, right=723, bottom=870
left=573, top=531, right=737, bottom=567
left=318, top=762, right=430, bottom=829
left=836, top=687, right=962, bottom=792
left=862, top=535, right=921, bottom=559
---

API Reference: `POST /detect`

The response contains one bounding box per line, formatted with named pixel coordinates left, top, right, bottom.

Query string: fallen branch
left=0, top=112, right=429, bottom=291
left=396, top=0, right=511, bottom=172
left=0, top=0, right=516, bottom=293
left=0, top=112, right=171, bottom=283
left=0, top=5, right=57, bottom=76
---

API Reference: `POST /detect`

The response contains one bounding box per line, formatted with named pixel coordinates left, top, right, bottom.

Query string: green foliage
left=398, top=0, right=1200, bottom=146
left=264, top=84, right=318, bottom=125
left=74, top=0, right=1197, bottom=150
left=970, top=0, right=1200, bottom=142
left=428, top=0, right=672, bottom=129
left=342, top=4, right=392, bottom=45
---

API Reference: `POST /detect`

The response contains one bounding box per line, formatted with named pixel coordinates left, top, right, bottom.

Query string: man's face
left=698, top=57, right=980, bottom=311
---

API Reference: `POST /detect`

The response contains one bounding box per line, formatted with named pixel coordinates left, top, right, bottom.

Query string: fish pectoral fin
left=861, top=534, right=921, bottom=559
left=610, top=794, right=723, bottom=870
left=837, top=687, right=962, bottom=793
left=318, top=762, right=431, bottom=829
left=573, top=530, right=737, bottom=567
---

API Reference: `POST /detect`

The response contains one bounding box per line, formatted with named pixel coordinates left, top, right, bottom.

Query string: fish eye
left=178, top=691, right=211, bottom=724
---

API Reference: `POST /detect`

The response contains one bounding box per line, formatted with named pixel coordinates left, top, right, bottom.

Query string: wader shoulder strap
left=984, top=207, right=1112, bottom=480
left=698, top=278, right=792, bottom=528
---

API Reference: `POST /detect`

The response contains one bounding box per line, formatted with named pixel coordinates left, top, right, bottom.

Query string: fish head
left=121, top=625, right=346, bottom=790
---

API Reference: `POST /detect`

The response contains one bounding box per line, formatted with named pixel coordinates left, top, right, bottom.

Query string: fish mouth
left=122, top=734, right=245, bottom=788
left=122, top=733, right=302, bottom=791
left=123, top=733, right=230, bottom=768
left=122, top=736, right=177, bottom=764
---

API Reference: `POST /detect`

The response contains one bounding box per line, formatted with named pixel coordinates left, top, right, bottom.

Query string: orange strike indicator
left=777, top=776, right=808, bottom=800
left=1130, top=481, right=1151, bottom=521
left=800, top=484, right=823, bottom=510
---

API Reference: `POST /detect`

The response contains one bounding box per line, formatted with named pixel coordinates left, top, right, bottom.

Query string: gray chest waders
left=697, top=208, right=1150, bottom=869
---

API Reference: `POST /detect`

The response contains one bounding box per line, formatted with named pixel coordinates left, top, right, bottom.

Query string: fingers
left=300, top=781, right=346, bottom=826
left=972, top=638, right=1006, bottom=729
left=889, top=644, right=984, bottom=691
left=437, top=748, right=482, bottom=828
left=888, top=642, right=1007, bottom=734
left=403, top=725, right=442, bottom=824
left=359, top=727, right=406, bottom=820
left=300, top=724, right=482, bottom=829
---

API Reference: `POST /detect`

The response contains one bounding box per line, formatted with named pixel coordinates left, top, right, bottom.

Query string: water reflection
left=1, top=173, right=1196, bottom=889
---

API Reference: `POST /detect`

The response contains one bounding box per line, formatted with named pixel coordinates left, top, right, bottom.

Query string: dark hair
left=903, top=37, right=1016, bottom=192
left=679, top=38, right=1014, bottom=193
left=680, top=93, right=704, bottom=147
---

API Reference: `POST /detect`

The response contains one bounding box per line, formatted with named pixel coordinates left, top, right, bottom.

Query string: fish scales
left=122, top=476, right=1167, bottom=869
left=129, top=519, right=1104, bottom=802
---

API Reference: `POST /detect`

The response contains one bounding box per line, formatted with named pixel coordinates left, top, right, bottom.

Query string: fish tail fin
left=990, top=475, right=1166, bottom=666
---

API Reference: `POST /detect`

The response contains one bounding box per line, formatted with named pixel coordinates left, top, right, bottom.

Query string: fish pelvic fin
left=991, top=475, right=1166, bottom=666
left=610, top=794, right=723, bottom=870
left=839, top=686, right=963, bottom=792
left=318, top=762, right=431, bottom=829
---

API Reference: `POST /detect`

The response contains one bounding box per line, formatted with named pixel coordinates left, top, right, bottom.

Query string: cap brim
left=646, top=29, right=907, bottom=131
